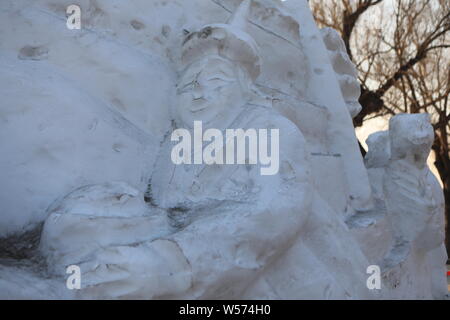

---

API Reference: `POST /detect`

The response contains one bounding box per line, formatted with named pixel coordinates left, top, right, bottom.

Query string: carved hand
left=76, top=239, right=191, bottom=299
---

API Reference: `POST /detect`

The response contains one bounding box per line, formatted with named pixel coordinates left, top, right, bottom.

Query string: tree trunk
left=432, top=134, right=450, bottom=263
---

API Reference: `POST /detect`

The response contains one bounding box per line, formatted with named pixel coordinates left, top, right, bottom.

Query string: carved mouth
left=189, top=100, right=207, bottom=112
left=411, top=138, right=430, bottom=145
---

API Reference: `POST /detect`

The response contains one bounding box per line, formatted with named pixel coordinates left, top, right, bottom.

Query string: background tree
left=309, top=0, right=450, bottom=259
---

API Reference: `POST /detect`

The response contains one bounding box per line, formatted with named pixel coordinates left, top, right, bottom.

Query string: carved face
left=176, top=56, right=249, bottom=128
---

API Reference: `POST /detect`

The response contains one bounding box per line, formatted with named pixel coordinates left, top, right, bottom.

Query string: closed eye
left=177, top=80, right=199, bottom=94
left=207, top=77, right=233, bottom=82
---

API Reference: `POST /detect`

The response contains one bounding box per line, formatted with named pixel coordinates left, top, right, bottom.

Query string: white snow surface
left=0, top=0, right=447, bottom=300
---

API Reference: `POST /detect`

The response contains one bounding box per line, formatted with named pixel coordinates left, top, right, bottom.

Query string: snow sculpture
left=0, top=0, right=447, bottom=300
left=38, top=0, right=313, bottom=299
left=361, top=114, right=448, bottom=299
left=383, top=114, right=441, bottom=267
left=321, top=27, right=362, bottom=119
left=34, top=0, right=374, bottom=300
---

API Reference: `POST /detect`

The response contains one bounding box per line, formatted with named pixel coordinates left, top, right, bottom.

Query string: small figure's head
left=389, top=113, right=434, bottom=168
left=365, top=131, right=390, bottom=168
left=175, top=0, right=261, bottom=128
